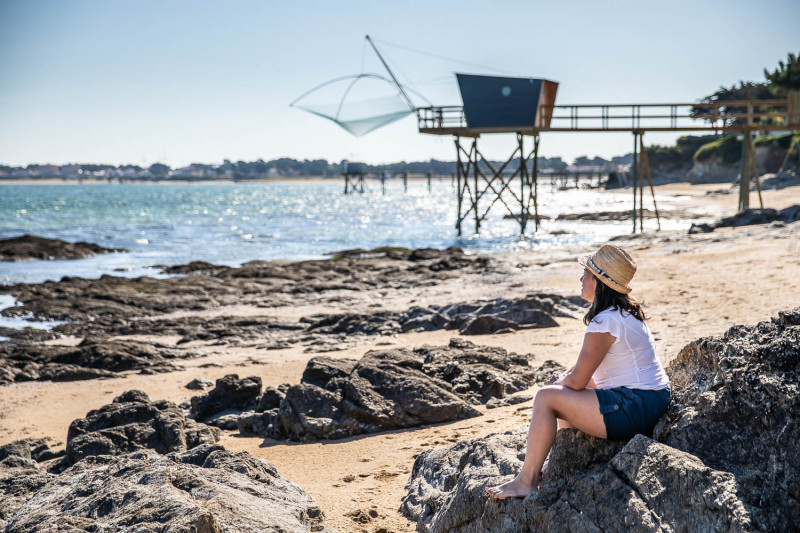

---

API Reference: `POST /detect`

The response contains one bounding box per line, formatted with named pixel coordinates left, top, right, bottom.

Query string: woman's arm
left=558, top=332, right=615, bottom=391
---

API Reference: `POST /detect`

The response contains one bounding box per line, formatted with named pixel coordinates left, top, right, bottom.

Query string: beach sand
left=1, top=181, right=799, bottom=533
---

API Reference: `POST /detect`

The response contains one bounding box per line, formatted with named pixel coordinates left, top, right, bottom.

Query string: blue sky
left=1, top=0, right=798, bottom=167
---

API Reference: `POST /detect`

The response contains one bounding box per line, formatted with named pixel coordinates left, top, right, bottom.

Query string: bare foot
left=485, top=475, right=538, bottom=499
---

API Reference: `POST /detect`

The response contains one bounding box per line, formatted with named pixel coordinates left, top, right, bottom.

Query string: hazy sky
left=1, top=0, right=798, bottom=167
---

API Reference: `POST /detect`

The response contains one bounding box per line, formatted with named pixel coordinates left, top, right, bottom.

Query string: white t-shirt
left=585, top=307, right=669, bottom=390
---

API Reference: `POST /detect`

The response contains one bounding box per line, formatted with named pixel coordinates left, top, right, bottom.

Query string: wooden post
left=638, top=133, right=644, bottom=232
left=455, top=137, right=463, bottom=236
left=639, top=134, right=661, bottom=231
left=532, top=135, right=540, bottom=231
left=473, top=138, right=480, bottom=234
left=427, top=172, right=431, bottom=192
left=403, top=172, right=408, bottom=193
left=632, top=132, right=638, bottom=233
left=519, top=134, right=524, bottom=228
left=751, top=147, right=763, bottom=209
left=739, top=130, right=751, bottom=211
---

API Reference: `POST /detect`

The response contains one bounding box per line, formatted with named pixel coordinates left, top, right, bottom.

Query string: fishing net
left=290, top=74, right=415, bottom=137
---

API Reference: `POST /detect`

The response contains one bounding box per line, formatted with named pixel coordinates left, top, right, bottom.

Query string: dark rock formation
left=4, top=445, right=328, bottom=533
left=190, top=374, right=262, bottom=422
left=0, top=438, right=61, bottom=469
left=256, top=386, right=286, bottom=412
left=0, top=338, right=195, bottom=385
left=66, top=390, right=220, bottom=466
left=3, top=246, right=490, bottom=327
left=403, top=430, right=751, bottom=532
left=300, top=356, right=357, bottom=387
left=688, top=204, right=800, bottom=234
left=240, top=339, right=563, bottom=442
left=653, top=306, right=800, bottom=532
left=0, top=234, right=126, bottom=261
left=401, top=307, right=800, bottom=532
left=0, top=467, right=54, bottom=531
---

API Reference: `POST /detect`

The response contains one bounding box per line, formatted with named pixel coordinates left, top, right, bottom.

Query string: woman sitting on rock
left=486, top=244, right=670, bottom=499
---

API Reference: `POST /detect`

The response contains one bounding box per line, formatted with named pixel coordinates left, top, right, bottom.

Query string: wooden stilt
left=632, top=132, right=638, bottom=233
left=639, top=134, right=661, bottom=231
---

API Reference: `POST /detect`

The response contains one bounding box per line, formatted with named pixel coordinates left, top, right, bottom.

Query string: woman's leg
left=486, top=386, right=606, bottom=499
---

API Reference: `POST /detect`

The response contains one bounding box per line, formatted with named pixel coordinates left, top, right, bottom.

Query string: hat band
left=588, top=256, right=626, bottom=289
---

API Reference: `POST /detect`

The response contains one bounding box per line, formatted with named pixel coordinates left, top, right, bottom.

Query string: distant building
left=61, top=164, right=81, bottom=177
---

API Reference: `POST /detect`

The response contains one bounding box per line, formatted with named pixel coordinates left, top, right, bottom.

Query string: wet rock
left=158, top=260, right=228, bottom=275
left=402, top=307, right=800, bottom=532
left=688, top=222, right=714, bottom=234
left=0, top=234, right=126, bottom=261
left=5, top=445, right=328, bottom=533
left=687, top=205, right=799, bottom=234
left=4, top=246, right=492, bottom=327
left=190, top=374, right=262, bottom=421
left=0, top=338, right=193, bottom=385
left=186, top=377, right=214, bottom=390
left=66, top=390, right=220, bottom=466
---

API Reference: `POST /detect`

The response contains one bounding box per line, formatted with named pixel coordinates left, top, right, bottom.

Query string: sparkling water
left=0, top=180, right=690, bottom=285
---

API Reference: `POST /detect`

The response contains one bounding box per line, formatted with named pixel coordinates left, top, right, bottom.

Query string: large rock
left=241, top=339, right=563, bottom=442
left=687, top=204, right=800, bottom=234
left=403, top=430, right=751, bottom=532
left=66, top=390, right=220, bottom=466
left=4, top=445, right=328, bottom=533
left=0, top=467, right=54, bottom=530
left=402, top=307, right=800, bottom=532
left=0, top=234, right=126, bottom=261
left=653, top=307, right=800, bottom=531
left=190, top=374, right=262, bottom=421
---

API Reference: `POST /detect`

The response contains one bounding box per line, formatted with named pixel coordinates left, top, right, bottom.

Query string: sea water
left=0, top=180, right=691, bottom=285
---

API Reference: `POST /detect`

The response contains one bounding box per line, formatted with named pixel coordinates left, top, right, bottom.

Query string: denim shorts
left=595, top=386, right=671, bottom=441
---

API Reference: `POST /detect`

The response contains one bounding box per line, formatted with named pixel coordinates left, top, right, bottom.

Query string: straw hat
left=578, top=245, right=636, bottom=294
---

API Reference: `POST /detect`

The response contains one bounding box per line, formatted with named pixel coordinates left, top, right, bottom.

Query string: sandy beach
left=1, top=181, right=799, bottom=532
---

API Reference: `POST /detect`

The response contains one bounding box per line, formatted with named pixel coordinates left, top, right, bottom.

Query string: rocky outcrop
left=0, top=438, right=61, bottom=469
left=3, top=246, right=490, bottom=326
left=190, top=374, right=263, bottom=422
left=688, top=204, right=800, bottom=233
left=0, top=338, right=196, bottom=385
left=653, top=306, right=800, bottom=532
left=0, top=234, right=126, bottom=261
left=239, top=339, right=564, bottom=442
left=4, top=445, right=328, bottom=533
left=65, top=390, right=220, bottom=466
left=0, top=467, right=54, bottom=531
left=402, top=307, right=800, bottom=532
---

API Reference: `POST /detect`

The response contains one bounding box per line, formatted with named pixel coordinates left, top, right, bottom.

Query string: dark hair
left=583, top=278, right=648, bottom=325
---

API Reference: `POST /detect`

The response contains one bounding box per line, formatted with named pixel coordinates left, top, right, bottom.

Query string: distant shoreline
left=0, top=175, right=453, bottom=186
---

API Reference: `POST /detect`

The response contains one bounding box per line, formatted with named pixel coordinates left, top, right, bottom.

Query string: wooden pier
left=418, top=97, right=797, bottom=235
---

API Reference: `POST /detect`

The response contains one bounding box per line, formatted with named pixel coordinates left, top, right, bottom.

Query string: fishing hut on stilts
left=293, top=35, right=799, bottom=236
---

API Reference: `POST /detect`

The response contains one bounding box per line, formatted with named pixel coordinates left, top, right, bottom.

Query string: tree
left=691, top=81, right=776, bottom=126
left=764, top=52, right=800, bottom=94
left=148, top=163, right=170, bottom=176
